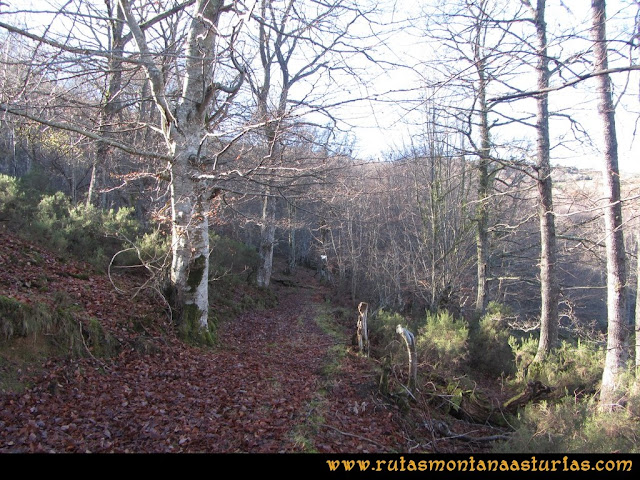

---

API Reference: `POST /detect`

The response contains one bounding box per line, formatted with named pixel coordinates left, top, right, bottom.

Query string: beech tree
left=244, top=0, right=378, bottom=288
left=423, top=0, right=518, bottom=318
left=87, top=0, right=127, bottom=209
left=1, top=0, right=247, bottom=340
left=119, top=0, right=247, bottom=339
left=88, top=0, right=193, bottom=209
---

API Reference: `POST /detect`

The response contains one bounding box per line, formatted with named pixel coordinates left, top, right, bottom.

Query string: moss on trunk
left=178, top=303, right=215, bottom=346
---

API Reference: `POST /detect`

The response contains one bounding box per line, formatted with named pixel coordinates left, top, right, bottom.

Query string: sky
left=344, top=0, right=640, bottom=174
left=2, top=0, right=637, bottom=173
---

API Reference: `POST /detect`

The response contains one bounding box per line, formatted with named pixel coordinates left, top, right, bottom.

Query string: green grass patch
left=288, top=396, right=325, bottom=453
left=284, top=302, right=349, bottom=452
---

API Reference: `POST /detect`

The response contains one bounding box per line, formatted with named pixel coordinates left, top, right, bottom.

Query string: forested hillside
left=1, top=0, right=640, bottom=455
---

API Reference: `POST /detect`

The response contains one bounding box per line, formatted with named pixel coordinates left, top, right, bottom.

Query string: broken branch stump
left=396, top=324, right=417, bottom=394
left=356, top=301, right=369, bottom=357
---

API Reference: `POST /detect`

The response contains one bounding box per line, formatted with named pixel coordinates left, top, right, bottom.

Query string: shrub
left=209, top=233, right=259, bottom=280
left=32, top=193, right=139, bottom=266
left=112, top=228, right=171, bottom=269
left=0, top=174, right=26, bottom=225
left=509, top=336, right=604, bottom=398
left=416, top=309, right=468, bottom=371
left=32, top=192, right=70, bottom=251
left=496, top=393, right=640, bottom=453
left=470, top=302, right=516, bottom=377
left=0, top=173, right=46, bottom=228
left=67, top=204, right=138, bottom=261
left=368, top=309, right=406, bottom=356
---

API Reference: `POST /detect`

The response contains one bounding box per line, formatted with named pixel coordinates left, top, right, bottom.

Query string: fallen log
left=428, top=378, right=554, bottom=427
left=502, top=380, right=554, bottom=414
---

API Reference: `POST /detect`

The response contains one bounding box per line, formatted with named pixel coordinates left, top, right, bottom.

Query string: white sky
left=3, top=0, right=638, bottom=172
left=345, top=0, right=640, bottom=174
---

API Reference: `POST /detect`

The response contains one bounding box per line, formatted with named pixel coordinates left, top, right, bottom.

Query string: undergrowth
left=0, top=173, right=144, bottom=269
left=0, top=294, right=119, bottom=393
left=363, top=301, right=640, bottom=453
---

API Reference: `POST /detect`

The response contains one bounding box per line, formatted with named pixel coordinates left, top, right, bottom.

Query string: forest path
left=0, top=229, right=406, bottom=453
left=229, top=265, right=408, bottom=453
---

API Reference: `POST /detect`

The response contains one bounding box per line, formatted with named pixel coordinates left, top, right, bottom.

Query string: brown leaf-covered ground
left=0, top=228, right=503, bottom=454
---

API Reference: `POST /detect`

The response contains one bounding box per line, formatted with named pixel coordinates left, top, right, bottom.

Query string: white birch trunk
left=121, top=0, right=231, bottom=340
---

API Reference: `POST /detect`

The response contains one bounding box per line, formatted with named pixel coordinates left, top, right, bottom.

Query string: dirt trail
left=0, top=232, right=406, bottom=453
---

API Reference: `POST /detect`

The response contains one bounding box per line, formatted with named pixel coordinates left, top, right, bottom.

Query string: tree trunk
left=168, top=136, right=211, bottom=340
left=287, top=202, right=296, bottom=274
left=473, top=10, right=491, bottom=319
left=475, top=82, right=490, bottom=318
left=88, top=0, right=125, bottom=209
left=532, top=0, right=559, bottom=361
left=257, top=192, right=276, bottom=288
left=121, top=0, right=231, bottom=341
left=475, top=164, right=489, bottom=317
left=592, top=0, right=628, bottom=410
left=636, top=232, right=640, bottom=378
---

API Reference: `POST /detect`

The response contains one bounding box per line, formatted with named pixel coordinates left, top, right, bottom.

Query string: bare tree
left=1, top=0, right=249, bottom=339
left=470, top=1, right=493, bottom=318
left=87, top=0, right=127, bottom=209
left=88, top=0, right=193, bottom=209
left=244, top=0, right=376, bottom=288
left=119, top=0, right=246, bottom=339
left=423, top=0, right=524, bottom=319
left=520, top=0, right=560, bottom=361
left=592, top=0, right=629, bottom=410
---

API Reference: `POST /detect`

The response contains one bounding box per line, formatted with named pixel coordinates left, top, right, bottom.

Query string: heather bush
left=469, top=301, right=517, bottom=377
left=416, top=309, right=469, bottom=371
left=509, top=336, right=604, bottom=398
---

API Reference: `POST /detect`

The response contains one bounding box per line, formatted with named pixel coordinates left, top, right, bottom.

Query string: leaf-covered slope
left=0, top=228, right=410, bottom=453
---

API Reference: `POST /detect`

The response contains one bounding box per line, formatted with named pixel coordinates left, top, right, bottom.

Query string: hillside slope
left=0, top=228, right=503, bottom=453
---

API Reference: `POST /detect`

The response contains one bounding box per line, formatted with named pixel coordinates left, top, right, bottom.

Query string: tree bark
left=121, top=0, right=235, bottom=340
left=88, top=0, right=125, bottom=209
left=253, top=0, right=285, bottom=289
left=257, top=191, right=277, bottom=288
left=469, top=1, right=492, bottom=319
left=287, top=202, right=297, bottom=274
left=475, top=52, right=490, bottom=318
left=168, top=134, right=210, bottom=334
left=591, top=0, right=629, bottom=410
left=529, top=0, right=560, bottom=361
